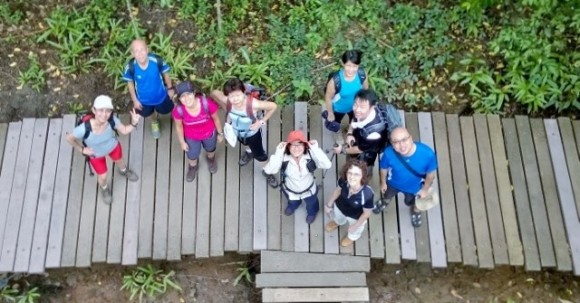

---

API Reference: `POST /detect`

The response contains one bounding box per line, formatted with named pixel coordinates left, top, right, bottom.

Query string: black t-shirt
left=335, top=179, right=375, bottom=219
left=353, top=107, right=387, bottom=153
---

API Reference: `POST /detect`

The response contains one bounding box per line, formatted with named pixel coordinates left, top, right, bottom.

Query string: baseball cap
left=175, top=81, right=195, bottom=98
left=93, top=95, right=114, bottom=110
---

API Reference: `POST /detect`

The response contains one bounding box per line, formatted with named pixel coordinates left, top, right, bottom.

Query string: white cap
left=93, top=95, right=114, bottom=110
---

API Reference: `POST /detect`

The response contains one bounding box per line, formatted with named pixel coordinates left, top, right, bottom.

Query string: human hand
left=133, top=100, right=143, bottom=111
left=417, top=188, right=429, bottom=199
left=333, top=144, right=342, bottom=154
left=346, top=134, right=355, bottom=147
left=277, top=142, right=288, bottom=150
left=249, top=120, right=262, bottom=131
left=168, top=88, right=175, bottom=99
left=82, top=147, right=95, bottom=156
left=348, top=223, right=359, bottom=233
left=217, top=133, right=224, bottom=144
left=130, top=109, right=140, bottom=125
left=327, top=112, right=335, bottom=122
left=381, top=183, right=388, bottom=194
left=181, top=141, right=189, bottom=152
left=324, top=203, right=333, bottom=214
left=308, top=140, right=318, bottom=149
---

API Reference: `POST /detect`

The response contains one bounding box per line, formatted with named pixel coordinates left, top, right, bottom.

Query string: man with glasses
left=378, top=127, right=438, bottom=227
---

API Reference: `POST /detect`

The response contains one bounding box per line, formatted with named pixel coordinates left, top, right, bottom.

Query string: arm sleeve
left=160, top=57, right=171, bottom=73
left=121, top=63, right=133, bottom=82
left=309, top=146, right=332, bottom=169
left=426, top=148, right=438, bottom=173
left=71, top=124, right=85, bottom=140
left=207, top=97, right=219, bottom=115
left=113, top=116, right=122, bottom=129
left=379, top=148, right=390, bottom=169
left=262, top=148, right=285, bottom=175
left=171, top=106, right=182, bottom=120
left=362, top=186, right=375, bottom=209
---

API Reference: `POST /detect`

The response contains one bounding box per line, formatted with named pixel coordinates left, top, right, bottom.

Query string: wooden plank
left=261, top=250, right=370, bottom=272
left=262, top=287, right=369, bottom=303
left=503, top=118, right=541, bottom=271
left=558, top=118, right=580, bottom=221
left=267, top=109, right=282, bottom=251
left=418, top=112, right=446, bottom=268
left=152, top=117, right=171, bottom=259
left=59, top=130, right=86, bottom=267
left=196, top=135, right=212, bottom=258
left=460, top=116, right=493, bottom=269
left=545, top=119, right=580, bottom=275
left=516, top=116, right=556, bottom=267
left=256, top=272, right=366, bottom=288
left=105, top=115, right=131, bottom=263
left=35, top=116, right=73, bottom=272
left=91, top=155, right=112, bottom=264
left=167, top=118, right=184, bottom=260
left=368, top=164, right=385, bottom=259
left=321, top=106, right=339, bottom=255
left=574, top=120, right=580, bottom=155
left=0, top=122, right=20, bottom=257
left=405, top=112, right=430, bottom=262
left=122, top=117, right=144, bottom=265
left=487, top=115, right=524, bottom=266
left=238, top=143, right=254, bottom=253
left=293, top=102, right=309, bottom=252
left=397, top=111, right=416, bottom=260
left=75, top=154, right=98, bottom=267
left=138, top=118, right=156, bottom=258
left=210, top=142, right=226, bottom=257
left=12, top=119, right=48, bottom=272
left=253, top=125, right=269, bottom=251
left=181, top=160, right=198, bottom=255
left=447, top=114, right=477, bottom=266
left=0, top=119, right=35, bottom=272
left=474, top=114, right=508, bottom=265
left=336, top=140, right=352, bottom=255
left=382, top=165, right=400, bottom=264
left=308, top=105, right=323, bottom=253
left=530, top=119, right=571, bottom=271
left=280, top=105, right=295, bottom=252
left=223, top=142, right=239, bottom=252
left=432, top=112, right=460, bottom=263
left=0, top=123, right=8, bottom=170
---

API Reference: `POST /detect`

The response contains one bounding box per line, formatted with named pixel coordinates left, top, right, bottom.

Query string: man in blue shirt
left=379, top=127, right=438, bottom=227
left=123, top=39, right=175, bottom=139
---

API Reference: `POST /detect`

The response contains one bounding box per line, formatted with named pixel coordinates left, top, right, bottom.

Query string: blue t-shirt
left=332, top=69, right=363, bottom=114
left=122, top=54, right=170, bottom=106
left=379, top=142, right=438, bottom=194
left=72, top=116, right=121, bottom=158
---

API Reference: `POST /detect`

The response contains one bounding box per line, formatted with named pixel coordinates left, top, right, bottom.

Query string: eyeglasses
left=290, top=142, right=304, bottom=147
left=391, top=136, right=410, bottom=145
left=347, top=171, right=362, bottom=177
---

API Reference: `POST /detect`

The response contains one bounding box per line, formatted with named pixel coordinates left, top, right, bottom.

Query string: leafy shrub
left=121, top=265, right=181, bottom=302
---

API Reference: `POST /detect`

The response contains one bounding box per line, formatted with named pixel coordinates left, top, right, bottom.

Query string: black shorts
left=383, top=184, right=416, bottom=206
left=238, top=129, right=268, bottom=162
left=137, top=95, right=174, bottom=118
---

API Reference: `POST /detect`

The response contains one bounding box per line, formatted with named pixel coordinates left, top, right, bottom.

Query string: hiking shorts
left=89, top=142, right=123, bottom=175
left=185, top=132, right=217, bottom=160
left=138, top=95, right=174, bottom=118
left=238, top=129, right=268, bottom=162
left=383, top=184, right=416, bottom=206
left=333, top=111, right=354, bottom=125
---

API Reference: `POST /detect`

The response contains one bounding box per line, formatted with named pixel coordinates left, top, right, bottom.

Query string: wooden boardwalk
left=0, top=104, right=579, bottom=275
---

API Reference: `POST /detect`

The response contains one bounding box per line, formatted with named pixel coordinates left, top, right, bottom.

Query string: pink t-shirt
left=172, top=96, right=219, bottom=140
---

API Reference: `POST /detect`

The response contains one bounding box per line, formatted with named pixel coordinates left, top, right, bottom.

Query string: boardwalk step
left=256, top=272, right=366, bottom=288
left=262, top=287, right=369, bottom=302
left=261, top=250, right=370, bottom=273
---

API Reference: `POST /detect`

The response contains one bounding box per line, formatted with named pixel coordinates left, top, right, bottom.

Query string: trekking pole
left=321, top=143, right=339, bottom=179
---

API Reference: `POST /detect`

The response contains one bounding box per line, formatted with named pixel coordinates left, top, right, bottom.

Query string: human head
left=130, top=39, right=148, bottom=65
left=341, top=49, right=363, bottom=78
left=93, top=95, right=114, bottom=110
left=223, top=77, right=246, bottom=105
left=353, top=89, right=378, bottom=120
left=175, top=81, right=196, bottom=105
left=285, top=130, right=308, bottom=155
left=390, top=127, right=414, bottom=156
left=340, top=159, right=369, bottom=187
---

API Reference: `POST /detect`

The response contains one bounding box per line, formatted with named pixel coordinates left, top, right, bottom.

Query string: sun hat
left=415, top=187, right=440, bottom=211
left=175, top=81, right=195, bottom=98
left=93, top=95, right=114, bottom=110
left=287, top=130, right=308, bottom=144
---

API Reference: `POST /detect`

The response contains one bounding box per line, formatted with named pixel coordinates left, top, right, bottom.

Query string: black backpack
left=325, top=68, right=367, bottom=95
left=279, top=150, right=318, bottom=189
left=127, top=54, right=164, bottom=79
left=358, top=103, right=402, bottom=148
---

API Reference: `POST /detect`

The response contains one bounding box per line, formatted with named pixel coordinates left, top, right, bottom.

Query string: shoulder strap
left=394, top=151, right=426, bottom=179
left=176, top=104, right=184, bottom=118
left=83, top=120, right=92, bottom=141
left=108, top=114, right=116, bottom=130
left=333, top=71, right=341, bottom=94
left=245, top=95, right=256, bottom=122
left=281, top=160, right=289, bottom=175
left=201, top=95, right=210, bottom=115
left=128, top=58, right=136, bottom=78
left=357, top=67, right=366, bottom=84
left=152, top=54, right=164, bottom=74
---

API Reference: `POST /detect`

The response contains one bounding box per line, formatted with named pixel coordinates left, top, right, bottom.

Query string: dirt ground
left=11, top=253, right=574, bottom=303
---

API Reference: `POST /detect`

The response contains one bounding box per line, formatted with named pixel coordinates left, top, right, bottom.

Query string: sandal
left=410, top=209, right=422, bottom=228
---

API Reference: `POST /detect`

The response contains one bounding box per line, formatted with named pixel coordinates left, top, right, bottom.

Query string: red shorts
left=89, top=142, right=123, bottom=175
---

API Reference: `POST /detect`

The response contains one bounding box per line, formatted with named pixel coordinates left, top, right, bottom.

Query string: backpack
left=75, top=111, right=118, bottom=176
left=325, top=67, right=367, bottom=95
left=175, top=94, right=210, bottom=119
left=127, top=54, right=164, bottom=79
left=358, top=103, right=402, bottom=146
left=225, top=84, right=267, bottom=123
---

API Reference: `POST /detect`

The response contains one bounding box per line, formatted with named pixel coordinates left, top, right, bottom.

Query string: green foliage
left=233, top=263, right=252, bottom=287
left=18, top=53, right=46, bottom=92
left=121, top=265, right=181, bottom=302
left=149, top=32, right=195, bottom=81
left=0, top=2, right=24, bottom=25
left=15, top=288, right=39, bottom=303
left=0, top=285, right=18, bottom=302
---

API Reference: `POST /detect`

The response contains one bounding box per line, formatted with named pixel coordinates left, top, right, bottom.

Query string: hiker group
left=66, top=40, right=439, bottom=247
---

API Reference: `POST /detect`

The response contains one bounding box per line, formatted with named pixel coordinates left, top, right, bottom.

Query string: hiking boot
left=262, top=170, right=278, bottom=188
left=284, top=206, right=295, bottom=216
left=238, top=151, right=253, bottom=166
left=100, top=185, right=112, bottom=205
left=186, top=165, right=198, bottom=182
left=207, top=155, right=217, bottom=174
left=341, top=236, right=354, bottom=247
left=325, top=220, right=339, bottom=232
left=151, top=120, right=161, bottom=139
left=306, top=215, right=316, bottom=225
left=120, top=167, right=139, bottom=182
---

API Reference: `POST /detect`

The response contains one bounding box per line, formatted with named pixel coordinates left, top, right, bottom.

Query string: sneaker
left=284, top=206, right=295, bottom=216
left=151, top=120, right=161, bottom=139
left=186, top=165, right=198, bottom=182
left=207, top=155, right=217, bottom=174
left=306, top=215, right=316, bottom=224
left=120, top=168, right=139, bottom=182
left=372, top=197, right=391, bottom=214
left=238, top=151, right=253, bottom=166
left=341, top=236, right=354, bottom=247
left=262, top=171, right=278, bottom=188
left=325, top=220, right=339, bottom=232
left=100, top=185, right=112, bottom=205
left=410, top=208, right=422, bottom=228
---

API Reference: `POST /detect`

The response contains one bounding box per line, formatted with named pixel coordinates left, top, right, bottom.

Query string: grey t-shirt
left=72, top=116, right=120, bottom=157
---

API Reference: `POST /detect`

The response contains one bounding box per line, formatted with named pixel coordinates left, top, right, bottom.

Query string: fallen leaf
left=517, top=292, right=523, bottom=298
left=40, top=49, right=47, bottom=54
left=53, top=87, right=61, bottom=92
left=8, top=54, right=14, bottom=58
left=472, top=282, right=481, bottom=288
left=14, top=47, right=21, bottom=52
left=414, top=287, right=421, bottom=294
left=451, top=289, right=463, bottom=299
left=73, top=94, right=79, bottom=99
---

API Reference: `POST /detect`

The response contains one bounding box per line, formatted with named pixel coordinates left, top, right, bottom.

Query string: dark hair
left=223, top=77, right=246, bottom=96
left=284, top=142, right=309, bottom=155
left=339, top=159, right=369, bottom=186
left=354, top=89, right=379, bottom=106
left=341, top=49, right=363, bottom=65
